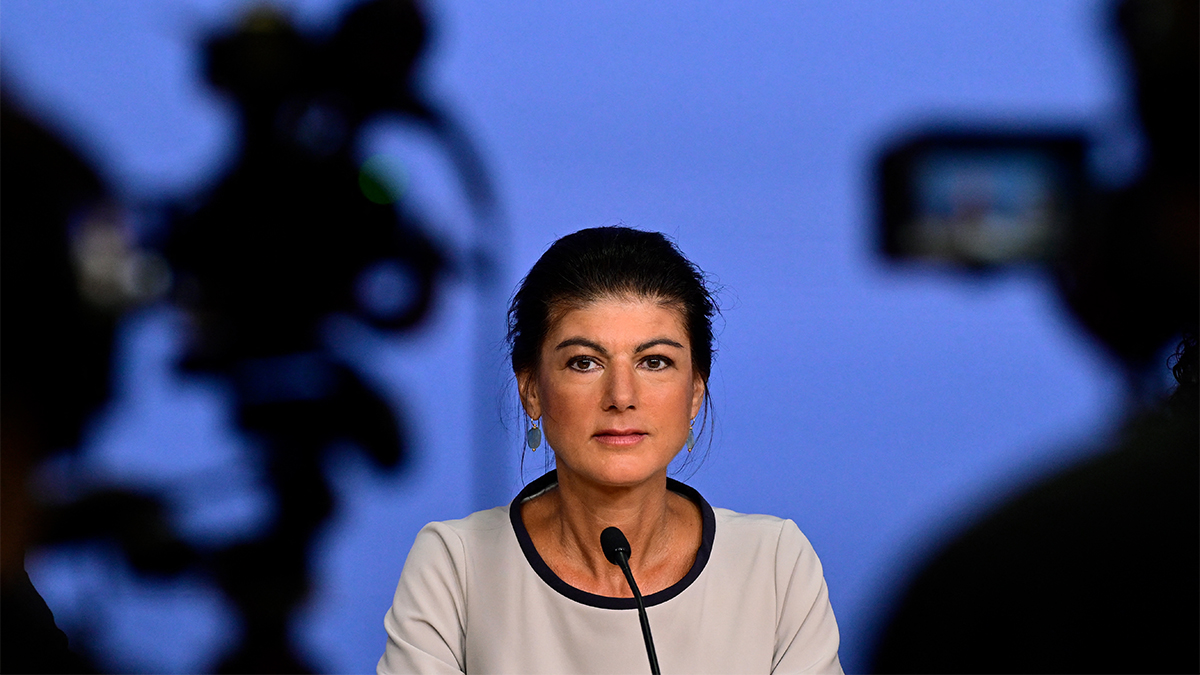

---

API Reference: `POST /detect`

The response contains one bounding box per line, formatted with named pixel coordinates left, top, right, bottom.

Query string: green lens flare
left=358, top=154, right=407, bottom=205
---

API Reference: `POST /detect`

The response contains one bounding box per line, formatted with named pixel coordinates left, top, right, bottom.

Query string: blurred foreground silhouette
left=2, top=83, right=203, bottom=670
left=2, top=95, right=116, bottom=674
left=3, top=0, right=497, bottom=671
left=870, top=1, right=1198, bottom=671
left=169, top=0, right=496, bottom=670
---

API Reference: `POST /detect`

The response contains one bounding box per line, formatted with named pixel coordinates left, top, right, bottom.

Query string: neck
left=552, top=470, right=675, bottom=581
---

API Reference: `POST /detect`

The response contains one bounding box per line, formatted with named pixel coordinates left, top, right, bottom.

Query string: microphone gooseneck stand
left=600, top=526, right=662, bottom=675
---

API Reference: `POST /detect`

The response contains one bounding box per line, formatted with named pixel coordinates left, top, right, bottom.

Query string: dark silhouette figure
left=1, top=96, right=195, bottom=673
left=3, top=1, right=495, bottom=671
left=164, top=1, right=496, bottom=671
left=1, top=94, right=108, bottom=675
left=870, top=1, right=1198, bottom=672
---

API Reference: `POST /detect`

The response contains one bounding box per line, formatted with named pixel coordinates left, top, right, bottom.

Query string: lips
left=593, top=429, right=647, bottom=446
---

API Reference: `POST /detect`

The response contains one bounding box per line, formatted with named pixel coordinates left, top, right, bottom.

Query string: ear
left=517, top=369, right=542, bottom=420
left=690, top=371, right=706, bottom=420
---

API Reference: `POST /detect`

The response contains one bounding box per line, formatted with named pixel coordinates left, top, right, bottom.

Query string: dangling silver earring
left=526, top=419, right=542, bottom=451
left=686, top=420, right=696, bottom=452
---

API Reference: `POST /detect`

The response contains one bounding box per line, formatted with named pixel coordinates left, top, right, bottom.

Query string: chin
left=562, top=455, right=677, bottom=489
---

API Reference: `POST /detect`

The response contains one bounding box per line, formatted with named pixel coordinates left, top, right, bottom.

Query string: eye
left=641, top=355, right=673, bottom=371
left=568, top=356, right=600, bottom=372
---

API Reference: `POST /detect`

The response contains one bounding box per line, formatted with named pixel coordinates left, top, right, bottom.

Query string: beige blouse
left=379, top=472, right=842, bottom=674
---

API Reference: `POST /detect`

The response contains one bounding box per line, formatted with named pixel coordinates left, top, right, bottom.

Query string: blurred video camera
left=876, top=130, right=1089, bottom=269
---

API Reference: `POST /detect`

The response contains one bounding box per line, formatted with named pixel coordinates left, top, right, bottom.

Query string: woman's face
left=517, top=296, right=705, bottom=489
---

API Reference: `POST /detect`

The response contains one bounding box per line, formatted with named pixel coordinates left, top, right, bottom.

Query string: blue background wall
left=4, top=1, right=1143, bottom=672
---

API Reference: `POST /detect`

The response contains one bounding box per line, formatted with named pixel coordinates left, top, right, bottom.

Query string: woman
left=379, top=227, right=841, bottom=674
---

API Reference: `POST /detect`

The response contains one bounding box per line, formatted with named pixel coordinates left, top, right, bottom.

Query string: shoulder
left=668, top=481, right=816, bottom=564
left=711, top=508, right=814, bottom=555
left=431, top=505, right=512, bottom=534
left=384, top=512, right=515, bottom=674
left=707, top=507, right=827, bottom=590
left=708, top=508, right=828, bottom=595
left=406, top=506, right=513, bottom=567
left=707, top=507, right=842, bottom=672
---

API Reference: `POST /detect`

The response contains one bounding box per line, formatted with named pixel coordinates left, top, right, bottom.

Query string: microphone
left=600, top=526, right=661, bottom=675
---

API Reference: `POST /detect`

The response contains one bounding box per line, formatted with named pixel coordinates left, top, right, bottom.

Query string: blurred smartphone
left=877, top=131, right=1088, bottom=267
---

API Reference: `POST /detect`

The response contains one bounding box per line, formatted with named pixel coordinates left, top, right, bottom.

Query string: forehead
left=545, top=296, right=689, bottom=346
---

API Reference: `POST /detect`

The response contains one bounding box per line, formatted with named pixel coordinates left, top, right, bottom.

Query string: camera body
left=877, top=130, right=1089, bottom=269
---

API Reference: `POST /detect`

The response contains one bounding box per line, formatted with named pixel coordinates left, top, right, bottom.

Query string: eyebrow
left=554, top=337, right=607, bottom=354
left=553, top=337, right=684, bottom=354
left=635, top=338, right=684, bottom=352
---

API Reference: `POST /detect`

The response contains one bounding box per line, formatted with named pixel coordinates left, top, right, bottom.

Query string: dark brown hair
left=507, top=227, right=719, bottom=459
left=508, top=227, right=716, bottom=379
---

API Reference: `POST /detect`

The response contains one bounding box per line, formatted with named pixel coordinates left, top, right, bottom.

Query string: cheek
left=538, top=378, right=589, bottom=421
left=649, top=380, right=699, bottom=419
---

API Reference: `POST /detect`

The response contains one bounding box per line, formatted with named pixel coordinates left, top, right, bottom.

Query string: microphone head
left=600, top=526, right=631, bottom=566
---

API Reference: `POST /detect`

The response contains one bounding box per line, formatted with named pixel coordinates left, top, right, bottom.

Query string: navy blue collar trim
left=508, top=470, right=716, bottom=610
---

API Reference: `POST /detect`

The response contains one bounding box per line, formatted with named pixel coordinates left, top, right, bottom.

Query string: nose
left=603, top=361, right=637, bottom=411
